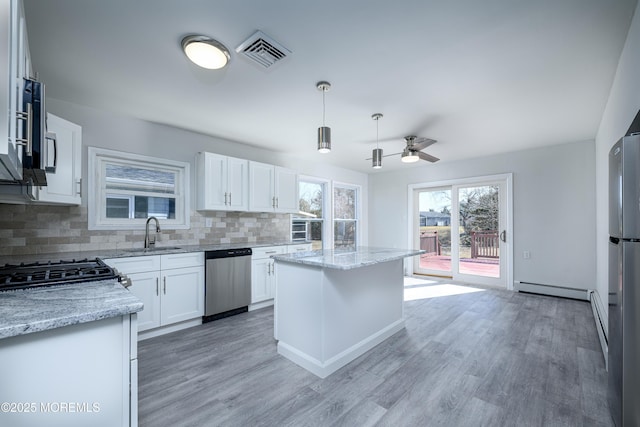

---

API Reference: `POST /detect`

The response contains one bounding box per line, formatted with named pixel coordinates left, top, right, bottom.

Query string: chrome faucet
left=144, top=217, right=161, bottom=249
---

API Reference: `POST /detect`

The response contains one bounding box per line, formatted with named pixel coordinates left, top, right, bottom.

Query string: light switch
left=523, top=251, right=531, bottom=259
left=205, top=218, right=213, bottom=227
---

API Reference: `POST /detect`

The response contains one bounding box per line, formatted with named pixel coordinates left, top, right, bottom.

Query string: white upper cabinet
left=0, top=0, right=30, bottom=181
left=248, top=161, right=298, bottom=213
left=196, top=152, right=248, bottom=211
left=274, top=166, right=299, bottom=213
left=36, top=113, right=82, bottom=205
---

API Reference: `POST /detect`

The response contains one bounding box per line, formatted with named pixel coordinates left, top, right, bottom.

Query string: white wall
left=595, top=3, right=640, bottom=319
left=368, top=140, right=596, bottom=290
left=46, top=98, right=369, bottom=244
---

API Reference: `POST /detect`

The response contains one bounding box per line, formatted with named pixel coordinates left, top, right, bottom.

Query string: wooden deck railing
left=471, top=231, right=499, bottom=258
left=420, top=231, right=441, bottom=256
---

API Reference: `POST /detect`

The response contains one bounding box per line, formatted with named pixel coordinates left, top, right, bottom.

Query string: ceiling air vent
left=236, top=30, right=291, bottom=69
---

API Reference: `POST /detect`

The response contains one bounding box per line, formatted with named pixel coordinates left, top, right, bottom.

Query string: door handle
left=224, top=192, right=228, bottom=205
left=156, top=277, right=159, bottom=296
left=163, top=277, right=166, bottom=294
left=500, top=230, right=506, bottom=242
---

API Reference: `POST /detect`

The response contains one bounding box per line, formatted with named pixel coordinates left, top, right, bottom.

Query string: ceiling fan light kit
left=317, top=81, right=332, bottom=153
left=371, top=113, right=383, bottom=169
left=181, top=35, right=231, bottom=70
left=401, top=149, right=420, bottom=163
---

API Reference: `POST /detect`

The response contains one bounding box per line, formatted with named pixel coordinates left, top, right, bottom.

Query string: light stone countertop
left=271, top=246, right=426, bottom=270
left=0, top=240, right=309, bottom=266
left=0, top=240, right=309, bottom=339
left=0, top=279, right=144, bottom=339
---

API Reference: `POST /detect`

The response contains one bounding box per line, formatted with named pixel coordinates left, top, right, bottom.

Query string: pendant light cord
left=376, top=117, right=379, bottom=149
left=322, top=89, right=326, bottom=126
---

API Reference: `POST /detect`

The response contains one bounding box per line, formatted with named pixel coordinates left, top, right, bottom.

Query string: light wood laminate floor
left=138, top=279, right=612, bottom=427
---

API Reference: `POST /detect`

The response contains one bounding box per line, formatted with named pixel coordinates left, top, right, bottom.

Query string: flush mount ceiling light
left=371, top=113, right=383, bottom=169
left=181, top=35, right=230, bottom=70
left=401, top=148, right=420, bottom=163
left=317, top=81, right=332, bottom=153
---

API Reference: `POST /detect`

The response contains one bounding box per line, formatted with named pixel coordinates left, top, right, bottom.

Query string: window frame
left=294, top=176, right=330, bottom=250
left=332, top=181, right=361, bottom=250
left=88, top=147, right=190, bottom=230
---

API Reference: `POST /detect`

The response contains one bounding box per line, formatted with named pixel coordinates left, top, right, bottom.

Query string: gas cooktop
left=0, top=258, right=119, bottom=292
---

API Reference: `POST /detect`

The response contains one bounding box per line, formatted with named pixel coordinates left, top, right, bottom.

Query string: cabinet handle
left=156, top=277, right=159, bottom=296
left=276, top=197, right=279, bottom=208
left=272, top=196, right=276, bottom=208
left=224, top=192, right=228, bottom=205
left=15, top=103, right=33, bottom=156
left=43, top=132, right=57, bottom=173
left=163, top=277, right=166, bottom=294
left=228, top=192, right=232, bottom=205
left=265, top=251, right=277, bottom=254
left=76, top=178, right=82, bottom=196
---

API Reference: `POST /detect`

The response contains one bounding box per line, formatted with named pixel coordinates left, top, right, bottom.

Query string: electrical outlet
left=523, top=251, right=531, bottom=259
left=205, top=218, right=213, bottom=227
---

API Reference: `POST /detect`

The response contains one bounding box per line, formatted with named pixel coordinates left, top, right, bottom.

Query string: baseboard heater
left=514, top=281, right=590, bottom=300
left=588, top=290, right=609, bottom=369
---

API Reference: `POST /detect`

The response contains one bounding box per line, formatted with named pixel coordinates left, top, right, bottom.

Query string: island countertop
left=0, top=279, right=143, bottom=339
left=271, top=246, right=425, bottom=270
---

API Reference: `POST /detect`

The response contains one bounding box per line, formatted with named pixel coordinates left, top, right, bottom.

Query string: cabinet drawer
left=287, top=243, right=312, bottom=253
left=252, top=246, right=286, bottom=260
left=103, top=255, right=161, bottom=274
left=161, top=252, right=204, bottom=270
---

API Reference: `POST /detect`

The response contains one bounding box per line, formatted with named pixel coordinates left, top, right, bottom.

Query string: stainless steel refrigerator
left=608, top=133, right=640, bottom=426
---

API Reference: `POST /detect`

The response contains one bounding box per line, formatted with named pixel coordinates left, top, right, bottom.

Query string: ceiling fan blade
left=410, top=138, right=437, bottom=151
left=365, top=152, right=401, bottom=160
left=418, top=151, right=440, bottom=163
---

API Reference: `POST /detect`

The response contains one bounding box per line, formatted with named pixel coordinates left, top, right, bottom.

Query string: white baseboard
left=277, top=319, right=405, bottom=379
left=249, top=299, right=274, bottom=311
left=137, top=318, right=202, bottom=341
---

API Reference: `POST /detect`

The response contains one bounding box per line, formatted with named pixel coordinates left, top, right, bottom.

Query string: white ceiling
left=23, top=0, right=637, bottom=173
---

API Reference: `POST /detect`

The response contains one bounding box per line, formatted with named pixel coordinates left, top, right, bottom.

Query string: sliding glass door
left=413, top=178, right=509, bottom=288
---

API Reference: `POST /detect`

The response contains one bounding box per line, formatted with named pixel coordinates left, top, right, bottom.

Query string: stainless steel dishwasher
left=203, top=248, right=252, bottom=322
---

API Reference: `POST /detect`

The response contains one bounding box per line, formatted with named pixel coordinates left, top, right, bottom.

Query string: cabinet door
left=127, top=271, right=161, bottom=332
left=251, top=258, right=272, bottom=303
left=37, top=114, right=82, bottom=205
left=197, top=152, right=227, bottom=210
left=248, top=161, right=275, bottom=212
left=274, top=167, right=298, bottom=213
left=227, top=156, right=248, bottom=211
left=161, top=266, right=204, bottom=325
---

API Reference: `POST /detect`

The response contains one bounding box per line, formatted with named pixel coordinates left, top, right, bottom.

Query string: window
left=88, top=147, right=189, bottom=230
left=293, top=179, right=326, bottom=250
left=333, top=183, right=359, bottom=250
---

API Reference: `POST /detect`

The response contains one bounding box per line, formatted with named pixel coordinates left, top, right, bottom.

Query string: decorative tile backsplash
left=0, top=204, right=291, bottom=256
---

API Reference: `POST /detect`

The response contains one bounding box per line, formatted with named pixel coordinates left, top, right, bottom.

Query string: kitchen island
left=272, top=246, right=424, bottom=378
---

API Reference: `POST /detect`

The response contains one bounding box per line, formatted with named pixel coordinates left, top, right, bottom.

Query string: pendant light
left=371, top=113, right=383, bottom=169
left=317, top=81, right=332, bottom=153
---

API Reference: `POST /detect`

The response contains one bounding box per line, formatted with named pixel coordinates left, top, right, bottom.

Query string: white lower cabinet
left=105, top=253, right=204, bottom=337
left=251, top=243, right=313, bottom=305
left=0, top=315, right=137, bottom=427
left=251, top=246, right=285, bottom=304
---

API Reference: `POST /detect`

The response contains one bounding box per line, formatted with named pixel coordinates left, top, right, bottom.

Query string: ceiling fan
left=368, top=136, right=440, bottom=164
